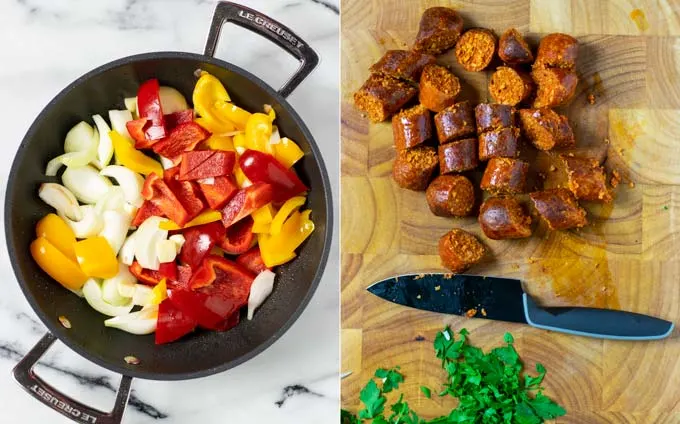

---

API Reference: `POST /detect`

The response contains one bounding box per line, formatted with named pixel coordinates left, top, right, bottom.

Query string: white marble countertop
left=0, top=0, right=339, bottom=422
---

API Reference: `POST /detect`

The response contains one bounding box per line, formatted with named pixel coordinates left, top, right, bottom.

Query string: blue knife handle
left=523, top=294, right=674, bottom=340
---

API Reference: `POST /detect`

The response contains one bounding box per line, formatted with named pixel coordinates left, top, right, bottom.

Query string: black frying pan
left=4, top=3, right=332, bottom=423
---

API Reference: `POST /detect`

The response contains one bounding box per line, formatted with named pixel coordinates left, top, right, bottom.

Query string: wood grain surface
left=340, top=0, right=680, bottom=421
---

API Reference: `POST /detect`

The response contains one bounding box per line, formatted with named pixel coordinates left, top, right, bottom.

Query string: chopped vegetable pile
left=341, top=327, right=566, bottom=423
left=31, top=71, right=314, bottom=344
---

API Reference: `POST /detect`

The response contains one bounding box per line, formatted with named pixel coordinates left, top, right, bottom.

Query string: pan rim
left=5, top=51, right=333, bottom=381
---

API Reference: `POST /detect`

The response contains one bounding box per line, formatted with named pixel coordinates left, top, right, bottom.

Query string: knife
left=367, top=274, right=674, bottom=340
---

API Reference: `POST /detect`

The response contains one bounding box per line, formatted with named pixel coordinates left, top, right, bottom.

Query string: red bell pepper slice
left=155, top=298, right=197, bottom=344
left=239, top=150, right=308, bottom=203
left=137, top=79, right=166, bottom=142
left=236, top=247, right=270, bottom=275
left=179, top=221, right=226, bottom=270
left=179, top=151, right=236, bottom=181
left=166, top=289, right=234, bottom=331
left=218, top=216, right=255, bottom=255
left=171, top=180, right=206, bottom=222
left=189, top=255, right=255, bottom=291
left=129, top=261, right=165, bottom=286
left=221, top=182, right=273, bottom=228
left=125, top=118, right=151, bottom=148
left=152, top=122, right=210, bottom=160
left=158, top=262, right=178, bottom=281
left=168, top=264, right=193, bottom=291
left=165, top=110, right=194, bottom=131
left=141, top=173, right=190, bottom=227
left=132, top=200, right=164, bottom=227
left=199, top=176, right=238, bottom=210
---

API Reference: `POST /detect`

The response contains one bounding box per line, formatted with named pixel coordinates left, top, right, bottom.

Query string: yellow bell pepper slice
left=214, top=102, right=252, bottom=131
left=275, top=137, right=305, bottom=168
left=203, top=134, right=235, bottom=151
left=110, top=131, right=163, bottom=176
left=259, top=210, right=314, bottom=267
left=245, top=113, right=274, bottom=154
left=151, top=278, right=168, bottom=305
left=74, top=237, right=118, bottom=279
left=35, top=213, right=77, bottom=262
left=270, top=196, right=306, bottom=235
left=195, top=116, right=235, bottom=135
left=252, top=204, right=275, bottom=234
left=159, top=210, right=222, bottom=230
left=193, top=72, right=231, bottom=113
left=234, top=163, right=251, bottom=188
left=31, top=237, right=88, bottom=291
left=233, top=133, right=247, bottom=153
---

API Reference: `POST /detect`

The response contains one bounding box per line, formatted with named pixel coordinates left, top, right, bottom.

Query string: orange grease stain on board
left=630, top=9, right=649, bottom=32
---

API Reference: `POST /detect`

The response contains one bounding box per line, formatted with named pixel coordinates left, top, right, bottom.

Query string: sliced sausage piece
left=369, top=50, right=437, bottom=82
left=535, top=33, right=579, bottom=70
left=498, top=28, right=533, bottom=65
left=455, top=29, right=497, bottom=72
left=354, top=74, right=418, bottom=122
left=392, top=104, right=432, bottom=151
left=435, top=101, right=476, bottom=143
left=531, top=67, right=578, bottom=108
left=392, top=146, right=438, bottom=191
left=439, top=138, right=479, bottom=173
left=529, top=188, right=588, bottom=230
left=426, top=175, right=475, bottom=217
left=413, top=7, right=464, bottom=54
left=419, top=64, right=461, bottom=112
left=480, top=157, right=529, bottom=194
left=561, top=155, right=612, bottom=203
left=438, top=228, right=486, bottom=273
left=478, top=127, right=520, bottom=161
left=478, top=197, right=532, bottom=239
left=489, top=67, right=534, bottom=106
left=475, top=103, right=515, bottom=133
left=518, top=108, right=575, bottom=151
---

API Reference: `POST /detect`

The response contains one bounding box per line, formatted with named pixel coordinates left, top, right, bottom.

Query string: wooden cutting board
left=341, top=0, right=680, bottom=422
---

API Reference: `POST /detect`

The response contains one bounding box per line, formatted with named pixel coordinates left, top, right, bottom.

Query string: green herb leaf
left=340, top=409, right=360, bottom=424
left=358, top=379, right=385, bottom=419
left=420, top=386, right=431, bottom=399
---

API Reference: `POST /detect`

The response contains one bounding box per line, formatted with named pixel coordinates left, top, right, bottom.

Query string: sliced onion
left=99, top=165, right=144, bottom=208
left=82, top=279, right=134, bottom=317
left=168, top=234, right=185, bottom=252
left=119, top=231, right=137, bottom=266
left=62, top=165, right=112, bottom=204
left=132, top=284, right=154, bottom=307
left=46, top=122, right=99, bottom=176
left=247, top=270, right=276, bottom=320
left=159, top=155, right=175, bottom=170
left=64, top=121, right=95, bottom=152
left=159, top=86, right=189, bottom=114
left=59, top=205, right=103, bottom=238
left=93, top=115, right=113, bottom=168
left=38, top=183, right=82, bottom=221
left=269, top=125, right=281, bottom=145
left=122, top=202, right=138, bottom=221
left=95, top=186, right=126, bottom=215
left=104, top=305, right=158, bottom=335
left=134, top=216, right=169, bottom=270
left=99, top=210, right=132, bottom=254
left=102, top=274, right=132, bottom=306
left=124, top=97, right=138, bottom=115
left=156, top=239, right=177, bottom=263
left=109, top=110, right=133, bottom=141
left=105, top=262, right=137, bottom=298
left=197, top=177, right=215, bottom=185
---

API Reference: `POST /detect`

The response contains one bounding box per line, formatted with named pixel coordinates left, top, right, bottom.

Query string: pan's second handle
left=12, top=333, right=133, bottom=424
left=204, top=1, right=320, bottom=98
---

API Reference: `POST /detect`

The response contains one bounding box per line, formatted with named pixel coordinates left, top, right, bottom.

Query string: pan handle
left=204, top=1, right=319, bottom=98
left=12, top=333, right=133, bottom=424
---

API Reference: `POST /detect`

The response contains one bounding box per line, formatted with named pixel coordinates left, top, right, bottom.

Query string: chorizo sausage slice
left=392, top=146, right=439, bottom=191
left=478, top=127, right=520, bottom=161
left=478, top=196, right=532, bottom=239
left=413, top=7, right=464, bottom=54
left=531, top=67, right=578, bottom=108
left=518, top=108, right=575, bottom=151
left=438, top=228, right=486, bottom=273
left=561, top=155, right=612, bottom=203
left=489, top=67, right=534, bottom=106
left=392, top=104, right=433, bottom=151
left=354, top=74, right=417, bottom=122
left=369, top=50, right=437, bottom=82
left=480, top=157, right=529, bottom=194
left=535, top=33, right=579, bottom=70
left=498, top=28, right=533, bottom=65
left=419, top=64, right=461, bottom=112
left=529, top=188, right=588, bottom=230
left=434, top=101, right=476, bottom=144
left=426, top=175, right=475, bottom=217
left=455, top=28, right=497, bottom=72
left=475, top=103, right=515, bottom=133
left=439, top=138, right=479, bottom=173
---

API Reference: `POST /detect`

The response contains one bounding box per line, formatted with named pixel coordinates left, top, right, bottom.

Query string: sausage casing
left=531, top=67, right=578, bottom=108
left=478, top=127, right=520, bottom=161
left=478, top=196, right=532, bottom=239
left=434, top=101, right=476, bottom=143
left=438, top=228, right=486, bottom=273
left=518, top=108, right=575, bottom=151
left=475, top=103, right=515, bottom=133
left=561, top=155, right=612, bottom=203
left=529, top=188, right=588, bottom=230
left=480, top=157, right=529, bottom=193
left=419, top=64, right=461, bottom=112
left=426, top=175, right=475, bottom=217
left=413, top=7, right=464, bottom=54
left=535, top=33, right=579, bottom=69
left=498, top=28, right=533, bottom=65
left=439, top=138, right=479, bottom=173
left=370, top=50, right=437, bottom=82
left=392, top=146, right=438, bottom=191
left=354, top=74, right=417, bottom=122
left=392, top=104, right=433, bottom=151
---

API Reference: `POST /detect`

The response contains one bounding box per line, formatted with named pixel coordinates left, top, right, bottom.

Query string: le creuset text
left=238, top=10, right=305, bottom=49
left=30, top=385, right=97, bottom=423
